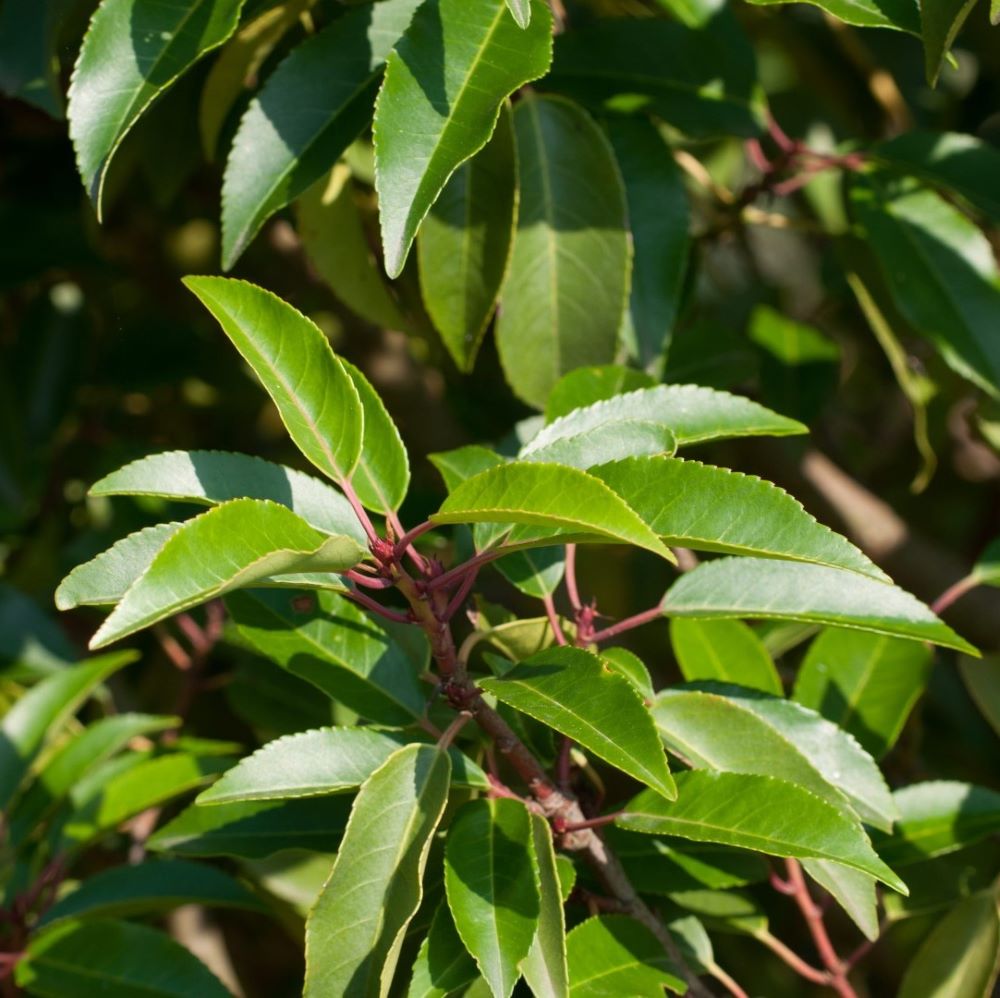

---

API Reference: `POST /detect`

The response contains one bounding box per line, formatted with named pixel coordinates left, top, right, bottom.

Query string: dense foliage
left=1, top=0, right=1000, bottom=995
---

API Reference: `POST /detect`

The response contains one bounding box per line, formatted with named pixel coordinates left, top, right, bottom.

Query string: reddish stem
left=554, top=812, right=622, bottom=833
left=543, top=593, right=568, bottom=646
left=565, top=544, right=582, bottom=611
left=931, top=574, right=977, bottom=615
left=557, top=735, right=573, bottom=788
left=756, top=931, right=831, bottom=986
left=589, top=605, right=664, bottom=643
left=345, top=569, right=395, bottom=589
left=342, top=589, right=413, bottom=625
left=340, top=477, right=379, bottom=546
left=442, top=568, right=480, bottom=620
left=425, top=548, right=508, bottom=591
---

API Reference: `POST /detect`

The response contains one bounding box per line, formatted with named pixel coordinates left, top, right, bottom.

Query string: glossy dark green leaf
left=522, top=811, right=569, bottom=998
left=67, top=0, right=243, bottom=216
left=545, top=366, right=657, bottom=423
left=794, top=628, right=934, bottom=757
left=408, top=903, right=479, bottom=998
left=660, top=557, right=976, bottom=654
left=374, top=0, right=553, bottom=277
left=480, top=646, right=676, bottom=799
left=496, top=95, right=629, bottom=407
left=920, top=0, right=977, bottom=84
left=418, top=103, right=516, bottom=371
left=0, top=0, right=68, bottom=116
left=445, top=798, right=540, bottom=998
left=670, top=618, right=782, bottom=696
left=305, top=744, right=451, bottom=996
left=221, top=0, right=423, bottom=268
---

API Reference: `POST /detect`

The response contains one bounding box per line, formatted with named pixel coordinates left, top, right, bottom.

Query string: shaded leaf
left=745, top=0, right=918, bottom=32
left=959, top=654, right=1000, bottom=740
left=521, top=811, right=570, bottom=998
left=802, top=859, right=880, bottom=941
left=670, top=618, right=782, bottom=696
left=920, top=0, right=977, bottom=84
left=545, top=366, right=657, bottom=423
left=408, top=903, right=478, bottom=998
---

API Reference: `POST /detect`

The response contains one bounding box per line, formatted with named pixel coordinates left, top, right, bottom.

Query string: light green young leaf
left=418, top=103, right=516, bottom=372
left=801, top=860, right=880, bottom=941
left=198, top=727, right=487, bottom=804
left=745, top=0, right=919, bottom=32
left=522, top=811, right=569, bottom=998
left=566, top=915, right=684, bottom=997
left=496, top=95, right=630, bottom=408
left=660, top=557, right=976, bottom=654
left=619, top=771, right=907, bottom=892
left=592, top=456, right=886, bottom=580
left=545, top=366, right=657, bottom=423
left=480, top=646, right=676, bottom=799
left=220, top=0, right=424, bottom=268
left=16, top=918, right=231, bottom=998
left=305, top=744, right=451, bottom=997
left=67, top=0, right=243, bottom=217
left=959, top=654, right=1000, bottom=740
left=407, top=903, right=479, bottom=998
left=445, top=798, right=540, bottom=998
left=183, top=278, right=365, bottom=483
left=88, top=449, right=366, bottom=541
left=374, top=0, right=553, bottom=277
left=91, top=500, right=364, bottom=649
left=794, top=628, right=934, bottom=758
left=670, top=618, right=782, bottom=696
left=921, top=0, right=977, bottom=84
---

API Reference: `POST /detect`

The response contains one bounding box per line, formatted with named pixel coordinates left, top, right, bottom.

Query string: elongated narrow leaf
left=744, top=0, right=919, bottom=31
left=545, top=366, right=657, bottom=423
left=523, top=385, right=805, bottom=458
left=408, top=903, right=478, bottom=998
left=802, top=860, right=880, bottom=941
left=496, top=95, right=629, bottom=407
left=91, top=500, right=364, bottom=649
left=226, top=588, right=426, bottom=725
left=305, top=744, right=451, bottom=996
left=90, top=449, right=367, bottom=541
left=566, top=916, right=684, bottom=997
left=921, top=0, right=977, bottom=84
left=418, top=103, right=516, bottom=371
left=653, top=684, right=896, bottom=830
left=660, top=557, right=976, bottom=654
left=480, top=646, right=676, bottom=799
left=524, top=423, right=677, bottom=471
left=522, top=811, right=570, bottom=998
left=0, top=651, right=136, bottom=811
left=433, top=463, right=673, bottom=561
left=445, top=799, right=540, bottom=998
left=221, top=0, right=423, bottom=268
left=68, top=0, right=243, bottom=216
left=875, top=782, right=1000, bottom=865
left=593, top=456, right=886, bottom=579
left=670, top=618, right=782, bottom=696
left=198, top=727, right=487, bottom=804
left=794, top=628, right=934, bottom=758
left=16, top=918, right=230, bottom=998
left=606, top=117, right=689, bottom=370
left=619, top=771, right=906, bottom=892
left=183, top=277, right=364, bottom=482
left=374, top=0, right=553, bottom=277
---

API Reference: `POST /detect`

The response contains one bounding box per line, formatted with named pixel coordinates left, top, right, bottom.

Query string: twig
left=565, top=544, right=582, bottom=611
left=443, top=568, right=480, bottom=621
left=542, top=593, right=568, bottom=646
left=342, top=589, right=413, bottom=625
left=931, top=574, right=977, bottom=615
left=589, top=605, right=664, bottom=644
left=756, top=930, right=832, bottom=986
left=709, top=963, right=750, bottom=998
left=339, top=477, right=380, bottom=546
left=425, top=548, right=508, bottom=591
left=437, top=712, right=472, bottom=751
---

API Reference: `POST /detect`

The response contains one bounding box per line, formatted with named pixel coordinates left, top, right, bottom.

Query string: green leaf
left=660, top=557, right=976, bottom=654
left=652, top=683, right=897, bottom=830
left=0, top=0, right=67, bottom=116
left=670, top=618, right=782, bottom=696
left=304, top=744, right=451, bottom=996
left=0, top=582, right=77, bottom=674
left=605, top=117, right=689, bottom=370
left=0, top=651, right=136, bottom=811
left=183, top=277, right=364, bottom=483
left=91, top=500, right=364, bottom=649
left=523, top=424, right=677, bottom=471
left=479, top=646, right=676, bottom=799
left=226, top=588, right=426, bottom=725
left=744, top=0, right=919, bottom=32
left=547, top=10, right=764, bottom=139
left=149, top=796, right=352, bottom=858
left=374, top=0, right=553, bottom=277
left=566, top=915, right=684, bottom=997
left=851, top=174, right=1000, bottom=399
left=418, top=103, right=516, bottom=371
left=600, top=647, right=655, bottom=700
left=39, top=859, right=265, bottom=925
left=920, top=0, right=977, bottom=84
left=973, top=537, right=1000, bottom=586
left=801, top=860, right=880, bottom=941
left=524, top=385, right=806, bottom=457
left=959, top=654, right=1000, bottom=739
left=875, top=782, right=1000, bottom=866
left=620, top=772, right=906, bottom=891
left=506, top=0, right=531, bottom=27
left=408, top=903, right=479, bottom=998
left=88, top=449, right=366, bottom=541
left=220, top=0, right=424, bottom=268
left=496, top=95, right=630, bottom=408
left=445, top=798, right=540, bottom=998
left=545, top=366, right=657, bottom=423
left=433, top=463, right=675, bottom=561
left=899, top=892, right=1000, bottom=997
left=67, top=0, right=243, bottom=217
left=496, top=547, right=567, bottom=600
left=198, top=727, right=487, bottom=804
left=794, top=628, right=934, bottom=758
left=522, top=811, right=570, bottom=998
left=592, top=456, right=886, bottom=579
left=668, top=889, right=768, bottom=936
left=16, top=918, right=230, bottom=997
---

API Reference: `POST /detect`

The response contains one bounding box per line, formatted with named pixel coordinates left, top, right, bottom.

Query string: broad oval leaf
left=91, top=500, right=365, bottom=649
left=496, top=95, right=630, bottom=408
left=68, top=0, right=243, bottom=216
left=220, top=0, right=424, bottom=268
left=592, top=456, right=887, bottom=580
left=660, top=557, right=976, bottom=654
left=183, top=277, right=364, bottom=483
left=374, top=0, right=553, bottom=277
left=479, top=646, right=676, bottom=799
left=522, top=811, right=569, bottom=998
left=618, top=770, right=906, bottom=892
left=304, top=743, right=451, bottom=996
left=445, top=798, right=540, bottom=998
left=407, top=903, right=478, bottom=998
left=670, top=618, right=782, bottom=696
